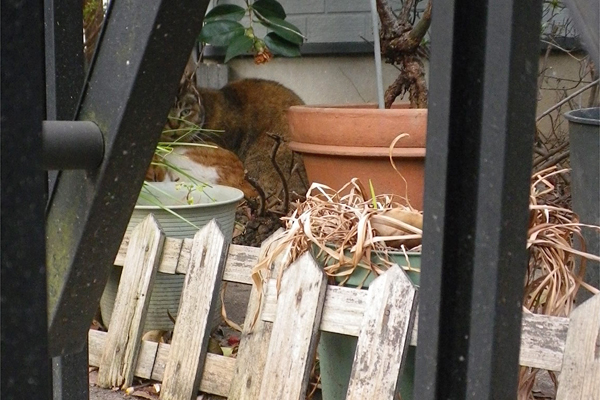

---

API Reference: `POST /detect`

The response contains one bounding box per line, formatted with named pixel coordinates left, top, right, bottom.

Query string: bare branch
left=246, top=176, right=266, bottom=217
left=408, top=0, right=432, bottom=46
left=398, top=0, right=416, bottom=24
left=384, top=73, right=409, bottom=108
left=267, top=133, right=289, bottom=215
left=376, top=0, right=402, bottom=36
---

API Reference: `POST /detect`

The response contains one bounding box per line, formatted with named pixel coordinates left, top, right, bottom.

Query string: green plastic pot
left=314, top=248, right=420, bottom=400
left=100, top=182, right=243, bottom=332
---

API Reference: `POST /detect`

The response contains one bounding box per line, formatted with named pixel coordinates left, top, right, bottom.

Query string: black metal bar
left=43, top=121, right=104, bottom=170
left=1, top=0, right=52, bottom=399
left=414, top=1, right=543, bottom=399
left=45, top=0, right=85, bottom=200
left=52, top=352, right=90, bottom=400
left=44, top=1, right=91, bottom=398
left=44, top=0, right=84, bottom=120
left=46, top=0, right=210, bottom=357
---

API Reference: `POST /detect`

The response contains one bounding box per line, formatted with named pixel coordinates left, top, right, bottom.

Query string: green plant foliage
left=204, top=4, right=246, bottom=22
left=199, top=20, right=245, bottom=46
left=264, top=33, right=300, bottom=57
left=252, top=0, right=286, bottom=19
left=225, top=35, right=254, bottom=62
left=259, top=16, right=303, bottom=45
left=198, top=0, right=303, bottom=62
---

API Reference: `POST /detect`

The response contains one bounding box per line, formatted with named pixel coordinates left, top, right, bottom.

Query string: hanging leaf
left=225, top=35, right=254, bottom=62
left=264, top=33, right=301, bottom=57
left=204, top=4, right=246, bottom=22
left=199, top=20, right=245, bottom=46
left=252, top=0, right=286, bottom=20
left=259, top=17, right=303, bottom=45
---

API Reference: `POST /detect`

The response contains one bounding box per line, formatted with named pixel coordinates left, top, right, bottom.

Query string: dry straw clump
left=519, top=166, right=600, bottom=399
left=251, top=178, right=423, bottom=292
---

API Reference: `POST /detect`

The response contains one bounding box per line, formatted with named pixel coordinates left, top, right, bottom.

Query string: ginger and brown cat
left=147, top=72, right=307, bottom=208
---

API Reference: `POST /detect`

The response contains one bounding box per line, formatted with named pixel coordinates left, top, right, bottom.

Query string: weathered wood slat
left=174, top=238, right=194, bottom=274
left=258, top=252, right=328, bottom=399
left=228, top=229, right=285, bottom=400
left=556, top=293, right=600, bottom=400
left=159, top=221, right=229, bottom=400
left=519, top=312, right=570, bottom=371
left=158, top=237, right=182, bottom=274
left=262, top=280, right=369, bottom=337
left=346, top=266, right=418, bottom=400
left=97, top=215, right=165, bottom=388
left=116, top=233, right=258, bottom=284
left=89, top=330, right=236, bottom=397
left=222, top=245, right=260, bottom=285
left=262, top=280, right=570, bottom=371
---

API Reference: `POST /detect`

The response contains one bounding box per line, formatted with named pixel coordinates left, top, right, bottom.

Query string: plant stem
left=536, top=78, right=599, bottom=121
left=370, top=0, right=385, bottom=109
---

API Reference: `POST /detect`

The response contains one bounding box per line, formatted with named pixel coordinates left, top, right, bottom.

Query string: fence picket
left=346, top=266, right=418, bottom=399
left=556, top=293, right=600, bottom=400
left=97, top=215, right=165, bottom=388
left=159, top=220, right=228, bottom=400
left=258, top=252, right=327, bottom=399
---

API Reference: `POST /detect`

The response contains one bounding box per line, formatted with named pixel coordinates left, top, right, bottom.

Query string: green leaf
left=205, top=4, right=246, bottom=22
left=264, top=33, right=300, bottom=57
left=260, top=17, right=303, bottom=45
left=252, top=0, right=286, bottom=19
left=224, top=35, right=254, bottom=62
left=199, top=20, right=245, bottom=46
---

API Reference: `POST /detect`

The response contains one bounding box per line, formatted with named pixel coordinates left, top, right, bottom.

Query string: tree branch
left=398, top=0, right=416, bottom=25
left=376, top=0, right=402, bottom=37
left=408, top=0, right=432, bottom=45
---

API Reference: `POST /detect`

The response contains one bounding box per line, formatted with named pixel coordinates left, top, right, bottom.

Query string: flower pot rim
left=135, top=183, right=244, bottom=210
left=289, top=103, right=427, bottom=115
left=288, top=141, right=426, bottom=157
left=564, top=107, right=600, bottom=126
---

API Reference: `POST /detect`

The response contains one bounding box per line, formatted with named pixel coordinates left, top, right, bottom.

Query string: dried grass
left=519, top=166, right=600, bottom=400
left=252, top=178, right=422, bottom=285
left=249, top=168, right=599, bottom=398
left=248, top=178, right=423, bottom=327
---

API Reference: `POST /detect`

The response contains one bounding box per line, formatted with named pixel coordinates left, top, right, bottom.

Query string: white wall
left=217, top=52, right=593, bottom=116
left=224, top=55, right=429, bottom=105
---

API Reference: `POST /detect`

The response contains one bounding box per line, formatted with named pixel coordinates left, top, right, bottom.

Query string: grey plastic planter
left=565, top=107, right=600, bottom=302
left=100, top=183, right=243, bottom=331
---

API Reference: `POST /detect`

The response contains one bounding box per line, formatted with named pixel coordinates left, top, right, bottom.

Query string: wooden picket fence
left=88, top=215, right=600, bottom=400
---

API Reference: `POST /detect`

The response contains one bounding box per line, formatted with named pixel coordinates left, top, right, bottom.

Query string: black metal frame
left=414, top=0, right=543, bottom=399
left=45, top=1, right=91, bottom=398
left=1, top=0, right=51, bottom=398
left=45, top=0, right=210, bottom=357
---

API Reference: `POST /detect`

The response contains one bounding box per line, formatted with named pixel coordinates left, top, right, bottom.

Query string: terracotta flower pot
left=288, top=104, right=427, bottom=210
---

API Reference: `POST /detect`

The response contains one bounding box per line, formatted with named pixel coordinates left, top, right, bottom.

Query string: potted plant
left=102, top=128, right=246, bottom=332
left=288, top=0, right=432, bottom=211
left=100, top=181, right=245, bottom=332
left=254, top=178, right=423, bottom=400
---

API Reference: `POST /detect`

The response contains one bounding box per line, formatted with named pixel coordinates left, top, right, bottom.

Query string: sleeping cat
left=146, top=146, right=257, bottom=199
left=160, top=77, right=308, bottom=204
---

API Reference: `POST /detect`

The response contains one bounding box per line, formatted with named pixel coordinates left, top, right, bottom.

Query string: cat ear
left=180, top=51, right=199, bottom=86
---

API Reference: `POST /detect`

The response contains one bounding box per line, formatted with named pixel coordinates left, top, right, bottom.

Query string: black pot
left=565, top=107, right=600, bottom=302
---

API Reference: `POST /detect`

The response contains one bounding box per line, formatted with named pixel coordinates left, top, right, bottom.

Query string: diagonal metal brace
left=46, top=0, right=209, bottom=357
